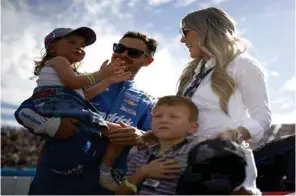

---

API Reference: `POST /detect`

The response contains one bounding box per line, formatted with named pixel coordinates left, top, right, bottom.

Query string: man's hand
left=137, top=158, right=184, bottom=180
left=108, top=122, right=143, bottom=146
left=140, top=131, right=158, bottom=145
left=54, top=117, right=79, bottom=140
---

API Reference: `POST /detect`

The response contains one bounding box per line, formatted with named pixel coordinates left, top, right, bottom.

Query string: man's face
left=111, top=37, right=151, bottom=78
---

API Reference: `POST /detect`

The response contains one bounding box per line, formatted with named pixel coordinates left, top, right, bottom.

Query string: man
left=92, top=31, right=158, bottom=194
left=14, top=31, right=158, bottom=194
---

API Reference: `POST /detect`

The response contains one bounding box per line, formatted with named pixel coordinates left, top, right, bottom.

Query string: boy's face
left=152, top=104, right=198, bottom=141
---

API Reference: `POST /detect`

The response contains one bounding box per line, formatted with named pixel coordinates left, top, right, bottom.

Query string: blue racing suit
left=14, top=81, right=155, bottom=195
left=15, top=85, right=108, bottom=195
left=90, top=80, right=155, bottom=194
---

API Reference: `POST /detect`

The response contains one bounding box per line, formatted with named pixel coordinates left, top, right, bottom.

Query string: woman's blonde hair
left=177, top=7, right=248, bottom=115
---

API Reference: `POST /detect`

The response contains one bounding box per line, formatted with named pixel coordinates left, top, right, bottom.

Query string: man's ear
left=144, top=57, right=154, bottom=66
left=188, top=122, right=198, bottom=135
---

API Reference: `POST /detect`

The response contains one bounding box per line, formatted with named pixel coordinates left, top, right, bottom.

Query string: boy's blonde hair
left=152, top=95, right=199, bottom=122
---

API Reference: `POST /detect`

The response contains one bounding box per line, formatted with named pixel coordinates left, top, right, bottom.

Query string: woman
left=177, top=7, right=271, bottom=194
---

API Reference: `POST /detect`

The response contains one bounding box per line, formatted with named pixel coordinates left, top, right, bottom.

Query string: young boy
left=115, top=95, right=199, bottom=195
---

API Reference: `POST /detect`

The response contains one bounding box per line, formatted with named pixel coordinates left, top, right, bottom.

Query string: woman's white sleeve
left=235, top=59, right=272, bottom=144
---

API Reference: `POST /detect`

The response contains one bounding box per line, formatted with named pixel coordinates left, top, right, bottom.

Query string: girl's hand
left=99, top=59, right=126, bottom=78
left=104, top=70, right=132, bottom=85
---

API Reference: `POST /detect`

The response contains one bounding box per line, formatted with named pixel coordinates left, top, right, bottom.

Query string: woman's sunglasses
left=113, top=43, right=149, bottom=58
left=180, top=27, right=190, bottom=38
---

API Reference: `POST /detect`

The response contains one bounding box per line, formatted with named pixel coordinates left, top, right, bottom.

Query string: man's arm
left=108, top=122, right=144, bottom=146
left=103, top=96, right=156, bottom=146
left=137, top=100, right=154, bottom=131
left=137, top=101, right=158, bottom=145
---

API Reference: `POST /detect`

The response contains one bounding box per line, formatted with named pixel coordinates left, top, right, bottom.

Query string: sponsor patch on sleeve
left=18, top=108, right=47, bottom=134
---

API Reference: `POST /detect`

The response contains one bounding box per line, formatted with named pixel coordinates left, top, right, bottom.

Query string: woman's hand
left=215, top=130, right=235, bottom=140
left=210, top=127, right=251, bottom=142
left=137, top=158, right=184, bottom=180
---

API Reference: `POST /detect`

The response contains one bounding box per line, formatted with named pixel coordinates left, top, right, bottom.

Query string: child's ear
left=47, top=44, right=55, bottom=53
left=188, top=122, right=198, bottom=135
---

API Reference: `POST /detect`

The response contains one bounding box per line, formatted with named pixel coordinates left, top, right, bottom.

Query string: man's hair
left=152, top=95, right=199, bottom=122
left=121, top=31, right=158, bottom=57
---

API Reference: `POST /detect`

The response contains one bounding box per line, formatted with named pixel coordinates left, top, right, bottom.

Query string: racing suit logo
left=107, top=113, right=133, bottom=125
left=120, top=105, right=136, bottom=116
left=124, top=92, right=140, bottom=103
left=52, top=164, right=83, bottom=176
left=124, top=99, right=137, bottom=106
left=98, top=112, right=133, bottom=125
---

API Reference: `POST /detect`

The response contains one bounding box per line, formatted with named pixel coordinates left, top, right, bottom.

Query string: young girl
left=23, top=27, right=132, bottom=194
left=34, top=27, right=131, bottom=138
left=35, top=27, right=131, bottom=102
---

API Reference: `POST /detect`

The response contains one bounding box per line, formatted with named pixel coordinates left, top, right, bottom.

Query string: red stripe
left=263, top=192, right=295, bottom=195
